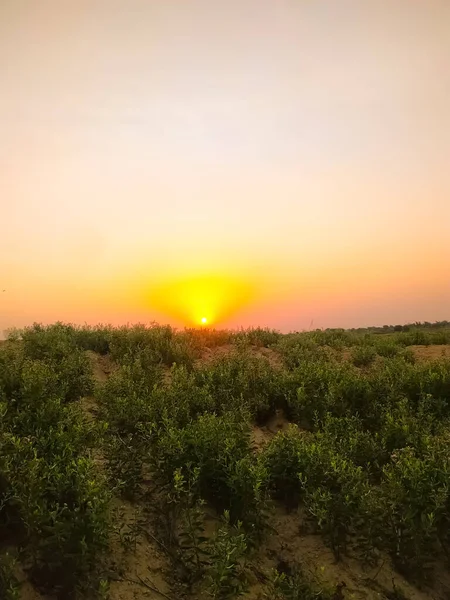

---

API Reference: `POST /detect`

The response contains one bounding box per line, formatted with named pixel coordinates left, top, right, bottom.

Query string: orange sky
left=1, top=0, right=449, bottom=333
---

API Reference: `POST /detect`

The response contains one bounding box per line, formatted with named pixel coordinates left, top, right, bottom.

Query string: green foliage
left=184, top=327, right=233, bottom=349
left=1, top=320, right=450, bottom=596
left=376, top=341, right=401, bottom=358
left=351, top=344, right=377, bottom=367
left=263, top=427, right=368, bottom=557
left=283, top=359, right=374, bottom=428
left=274, top=334, right=335, bottom=369
left=0, top=552, right=19, bottom=600
left=318, top=414, right=383, bottom=474
left=151, top=364, right=215, bottom=428
left=262, top=426, right=309, bottom=506
left=264, top=564, right=336, bottom=600
left=377, top=444, right=450, bottom=574
left=2, top=433, right=110, bottom=592
left=96, top=361, right=162, bottom=496
left=166, top=467, right=209, bottom=582
left=0, top=331, right=110, bottom=596
left=72, top=325, right=112, bottom=355
left=3, top=324, right=94, bottom=404
left=232, top=327, right=281, bottom=348
left=155, top=412, right=268, bottom=531
left=205, top=511, right=247, bottom=599
left=108, top=323, right=197, bottom=368
left=298, top=447, right=368, bottom=558
left=195, top=350, right=283, bottom=421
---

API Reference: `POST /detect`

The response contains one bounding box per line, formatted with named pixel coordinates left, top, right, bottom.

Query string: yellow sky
left=1, top=0, right=449, bottom=332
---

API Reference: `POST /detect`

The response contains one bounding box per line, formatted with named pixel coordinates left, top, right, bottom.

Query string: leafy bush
left=3, top=325, right=93, bottom=403
left=351, top=345, right=377, bottom=367
left=318, top=414, right=383, bottom=474
left=155, top=413, right=268, bottom=530
left=0, top=552, right=19, bottom=600
left=376, top=341, right=401, bottom=358
left=0, top=331, right=110, bottom=596
left=262, top=426, right=309, bottom=506
left=263, top=427, right=368, bottom=557
left=108, top=323, right=197, bottom=368
left=232, top=327, right=281, bottom=348
left=195, top=351, right=283, bottom=422
left=72, top=325, right=112, bottom=355
left=205, top=511, right=248, bottom=599
left=1, top=432, right=110, bottom=593
left=264, top=564, right=336, bottom=600
left=377, top=444, right=450, bottom=574
left=273, top=334, right=335, bottom=369
left=284, top=359, right=376, bottom=428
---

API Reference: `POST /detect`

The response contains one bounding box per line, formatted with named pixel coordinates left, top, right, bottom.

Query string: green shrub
left=378, top=444, right=450, bottom=575
left=2, top=434, right=110, bottom=593
left=72, top=325, right=112, bottom=355
left=273, top=335, right=335, bottom=369
left=97, top=361, right=162, bottom=435
left=299, top=447, right=368, bottom=558
left=151, top=364, right=215, bottom=428
left=184, top=327, right=233, bottom=349
left=0, top=552, right=19, bottom=600
left=195, top=351, right=283, bottom=422
left=351, top=345, right=377, bottom=367
left=232, top=327, right=281, bottom=348
left=1, top=332, right=93, bottom=405
left=205, top=511, right=248, bottom=599
left=264, top=564, right=336, bottom=600
left=109, top=323, right=197, bottom=368
left=318, top=414, right=383, bottom=474
left=155, top=413, right=267, bottom=529
left=376, top=341, right=401, bottom=358
left=284, top=360, right=376, bottom=428
left=262, top=426, right=308, bottom=506
left=263, top=428, right=368, bottom=557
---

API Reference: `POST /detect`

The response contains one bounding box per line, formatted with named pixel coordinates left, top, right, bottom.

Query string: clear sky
left=1, top=0, right=449, bottom=332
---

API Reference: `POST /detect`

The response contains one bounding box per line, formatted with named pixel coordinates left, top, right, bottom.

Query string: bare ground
left=245, top=505, right=449, bottom=600
left=199, top=343, right=284, bottom=369
left=410, top=345, right=450, bottom=361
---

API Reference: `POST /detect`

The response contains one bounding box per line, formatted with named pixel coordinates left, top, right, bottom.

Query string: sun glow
left=146, top=274, right=257, bottom=327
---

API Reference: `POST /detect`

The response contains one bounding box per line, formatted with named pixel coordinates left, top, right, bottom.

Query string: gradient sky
left=1, top=0, right=449, bottom=333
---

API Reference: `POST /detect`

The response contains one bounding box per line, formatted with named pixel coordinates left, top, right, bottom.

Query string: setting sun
left=145, top=273, right=258, bottom=327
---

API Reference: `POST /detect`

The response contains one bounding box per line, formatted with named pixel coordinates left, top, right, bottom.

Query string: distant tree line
left=344, top=320, right=450, bottom=334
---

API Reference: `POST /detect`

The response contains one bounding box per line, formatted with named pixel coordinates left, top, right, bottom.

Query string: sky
left=1, top=0, right=449, bottom=333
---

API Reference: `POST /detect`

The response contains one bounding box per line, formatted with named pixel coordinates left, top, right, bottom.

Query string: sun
left=201, top=317, right=208, bottom=325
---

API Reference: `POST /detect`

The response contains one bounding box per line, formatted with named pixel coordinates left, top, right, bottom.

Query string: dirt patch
left=86, top=351, right=118, bottom=383
left=410, top=345, right=450, bottom=361
left=246, top=505, right=442, bottom=600
left=198, top=344, right=284, bottom=370
left=108, top=499, right=173, bottom=600
left=18, top=578, right=48, bottom=600
left=251, top=410, right=293, bottom=452
left=254, top=346, right=284, bottom=369
left=199, top=344, right=236, bottom=363
left=79, top=395, right=99, bottom=422
left=8, top=557, right=49, bottom=600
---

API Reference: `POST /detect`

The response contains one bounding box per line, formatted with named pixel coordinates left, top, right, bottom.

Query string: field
left=1, top=322, right=450, bottom=600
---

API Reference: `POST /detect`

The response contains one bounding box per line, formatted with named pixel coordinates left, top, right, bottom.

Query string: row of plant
left=2, top=322, right=450, bottom=598
left=96, top=338, right=450, bottom=595
left=0, top=338, right=110, bottom=598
